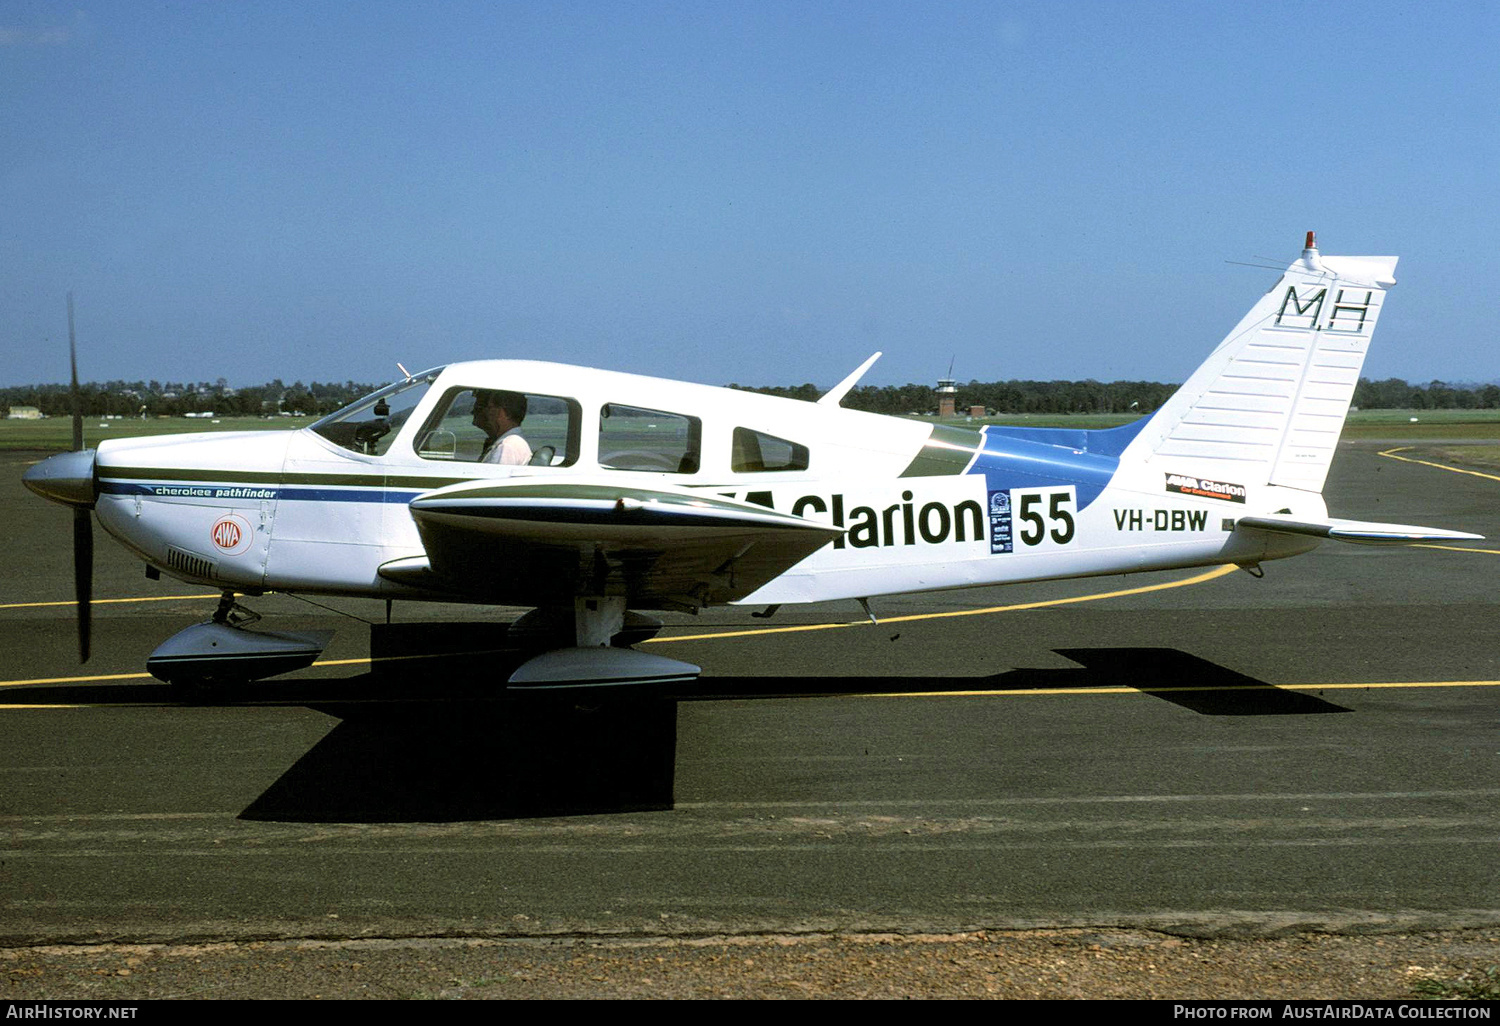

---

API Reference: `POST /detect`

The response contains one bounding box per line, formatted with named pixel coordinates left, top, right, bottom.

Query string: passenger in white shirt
left=472, top=389, right=533, bottom=465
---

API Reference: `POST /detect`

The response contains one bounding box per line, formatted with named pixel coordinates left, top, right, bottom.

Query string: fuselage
left=89, top=359, right=1323, bottom=609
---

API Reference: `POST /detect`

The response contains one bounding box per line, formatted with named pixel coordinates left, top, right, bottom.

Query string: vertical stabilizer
left=1120, top=234, right=1397, bottom=494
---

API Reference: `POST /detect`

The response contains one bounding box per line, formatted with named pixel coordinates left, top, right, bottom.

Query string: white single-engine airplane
left=24, top=234, right=1482, bottom=688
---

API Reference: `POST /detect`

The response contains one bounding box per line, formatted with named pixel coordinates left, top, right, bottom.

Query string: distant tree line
left=5, top=375, right=1499, bottom=420
left=727, top=379, right=1179, bottom=415
left=732, top=377, right=1500, bottom=416
left=0, top=379, right=376, bottom=419
left=1352, top=378, right=1500, bottom=411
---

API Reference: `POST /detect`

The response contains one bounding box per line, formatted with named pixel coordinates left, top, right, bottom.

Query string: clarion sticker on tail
left=1165, top=474, right=1246, bottom=503
left=22, top=233, right=1484, bottom=693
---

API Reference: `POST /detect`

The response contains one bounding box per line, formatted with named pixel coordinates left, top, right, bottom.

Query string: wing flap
left=393, top=478, right=842, bottom=608
left=1235, top=514, right=1484, bottom=546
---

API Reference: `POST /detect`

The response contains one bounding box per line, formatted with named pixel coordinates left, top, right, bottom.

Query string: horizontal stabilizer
left=1235, top=514, right=1484, bottom=546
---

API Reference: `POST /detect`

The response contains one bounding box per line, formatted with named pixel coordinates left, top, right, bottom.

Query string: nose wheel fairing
left=146, top=621, right=334, bottom=686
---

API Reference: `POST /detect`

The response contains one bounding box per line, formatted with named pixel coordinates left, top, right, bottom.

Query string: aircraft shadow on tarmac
left=241, top=695, right=681, bottom=822
left=683, top=647, right=1352, bottom=718
left=8, top=647, right=1347, bottom=823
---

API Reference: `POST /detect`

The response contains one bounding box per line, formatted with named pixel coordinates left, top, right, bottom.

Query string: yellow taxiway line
left=1378, top=445, right=1500, bottom=484
left=0, top=655, right=377, bottom=688
left=857, top=680, right=1500, bottom=699
left=0, top=594, right=217, bottom=610
left=643, top=563, right=1240, bottom=644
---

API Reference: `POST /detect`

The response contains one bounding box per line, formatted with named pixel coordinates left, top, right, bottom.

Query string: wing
left=379, top=477, right=842, bottom=610
left=1235, top=514, right=1484, bottom=546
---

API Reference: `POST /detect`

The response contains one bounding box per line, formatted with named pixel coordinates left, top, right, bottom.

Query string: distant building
left=7, top=406, right=42, bottom=420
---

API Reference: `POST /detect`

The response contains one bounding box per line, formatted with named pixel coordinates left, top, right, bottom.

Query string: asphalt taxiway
left=1, top=443, right=1497, bottom=944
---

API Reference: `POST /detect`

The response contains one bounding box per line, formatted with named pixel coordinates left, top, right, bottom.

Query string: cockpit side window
left=732, top=427, right=810, bottom=473
left=309, top=370, right=441, bottom=457
left=598, top=404, right=701, bottom=474
left=413, top=387, right=580, bottom=466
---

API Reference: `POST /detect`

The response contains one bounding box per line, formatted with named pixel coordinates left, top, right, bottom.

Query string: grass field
left=5, top=408, right=1500, bottom=453
left=0, top=416, right=300, bottom=451
left=1338, top=409, right=1500, bottom=440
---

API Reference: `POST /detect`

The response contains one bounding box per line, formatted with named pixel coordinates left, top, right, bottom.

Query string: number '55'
left=1018, top=492, right=1075, bottom=545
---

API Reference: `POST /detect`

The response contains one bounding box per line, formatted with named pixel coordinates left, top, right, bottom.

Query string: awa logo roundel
left=210, top=514, right=253, bottom=555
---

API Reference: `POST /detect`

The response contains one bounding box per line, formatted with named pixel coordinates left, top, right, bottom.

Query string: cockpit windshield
left=309, top=367, right=444, bottom=456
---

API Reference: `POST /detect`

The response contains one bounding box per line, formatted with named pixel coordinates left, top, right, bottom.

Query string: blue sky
left=3, top=1, right=1496, bottom=389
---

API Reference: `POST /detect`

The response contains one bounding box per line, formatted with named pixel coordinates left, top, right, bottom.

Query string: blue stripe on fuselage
left=979, top=417, right=1149, bottom=459
left=965, top=418, right=1149, bottom=509
left=100, top=482, right=425, bottom=503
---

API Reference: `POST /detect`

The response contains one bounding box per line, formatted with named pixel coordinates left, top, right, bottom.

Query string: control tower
left=935, top=374, right=957, bottom=418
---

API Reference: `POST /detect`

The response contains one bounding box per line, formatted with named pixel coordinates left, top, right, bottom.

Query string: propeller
left=68, top=293, right=92, bottom=662
left=22, top=296, right=101, bottom=663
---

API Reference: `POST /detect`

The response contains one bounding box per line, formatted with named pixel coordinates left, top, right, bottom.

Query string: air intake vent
left=166, top=546, right=216, bottom=582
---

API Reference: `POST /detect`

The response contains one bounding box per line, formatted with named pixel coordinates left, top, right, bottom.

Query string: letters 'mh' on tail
left=1121, top=233, right=1398, bottom=495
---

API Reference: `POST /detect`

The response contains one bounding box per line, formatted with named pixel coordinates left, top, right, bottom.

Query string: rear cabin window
left=598, top=404, right=701, bottom=474
left=732, top=427, right=810, bottom=473
left=413, top=388, right=580, bottom=466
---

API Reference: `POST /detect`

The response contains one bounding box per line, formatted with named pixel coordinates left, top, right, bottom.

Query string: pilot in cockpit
left=472, top=389, right=532, bottom=465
